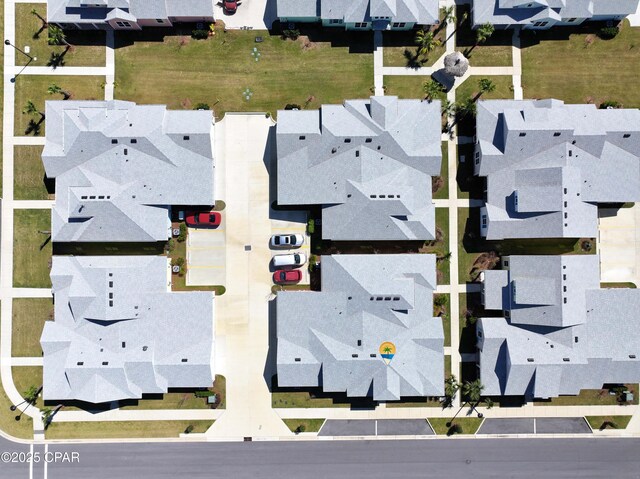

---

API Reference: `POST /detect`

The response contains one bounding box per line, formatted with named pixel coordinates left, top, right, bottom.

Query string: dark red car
left=273, top=269, right=302, bottom=285
left=185, top=211, right=221, bottom=228
left=223, top=0, right=238, bottom=13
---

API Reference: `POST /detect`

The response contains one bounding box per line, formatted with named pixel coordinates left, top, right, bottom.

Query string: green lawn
left=586, top=416, right=632, bottom=430
left=601, top=282, right=637, bottom=289
left=272, top=390, right=350, bottom=408
left=120, top=375, right=225, bottom=410
left=12, top=298, right=52, bottom=357
left=429, top=417, right=482, bottom=435
left=15, top=75, right=105, bottom=136
left=11, top=367, right=42, bottom=402
left=442, top=310, right=451, bottom=348
left=454, top=6, right=513, bottom=67
left=455, top=76, right=514, bottom=102
left=283, top=418, right=326, bottom=433
left=0, top=382, right=33, bottom=439
left=420, top=207, right=450, bottom=285
left=115, top=26, right=374, bottom=119
left=14, top=3, right=106, bottom=67
left=433, top=142, right=449, bottom=200
left=14, top=146, right=49, bottom=200
left=456, top=143, right=484, bottom=200
left=521, top=21, right=640, bottom=107
left=535, top=385, right=638, bottom=406
left=382, top=19, right=446, bottom=68
left=14, top=209, right=52, bottom=288
left=383, top=75, right=437, bottom=100
left=46, top=420, right=214, bottom=439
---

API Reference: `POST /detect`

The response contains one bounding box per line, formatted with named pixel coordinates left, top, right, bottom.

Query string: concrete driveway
left=214, top=0, right=277, bottom=30
left=598, top=205, right=640, bottom=287
left=187, top=216, right=226, bottom=286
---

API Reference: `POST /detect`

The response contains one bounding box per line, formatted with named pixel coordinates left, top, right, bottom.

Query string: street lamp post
left=5, top=39, right=37, bottom=82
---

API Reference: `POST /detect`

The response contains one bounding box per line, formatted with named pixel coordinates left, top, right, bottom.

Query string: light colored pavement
left=11, top=288, right=52, bottom=298
left=205, top=113, right=292, bottom=438
left=187, top=219, right=227, bottom=286
left=104, top=31, right=115, bottom=101
left=214, top=0, right=275, bottom=30
left=12, top=200, right=53, bottom=209
left=11, top=357, right=43, bottom=366
left=373, top=31, right=384, bottom=96
left=511, top=29, right=524, bottom=100
left=598, top=205, right=640, bottom=286
left=8, top=66, right=109, bottom=76
left=54, top=408, right=223, bottom=423
left=13, top=136, right=45, bottom=145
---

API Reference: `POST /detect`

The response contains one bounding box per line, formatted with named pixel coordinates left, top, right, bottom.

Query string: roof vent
left=623, top=134, right=631, bottom=138
left=102, top=361, right=109, bottom=366
left=77, top=361, right=84, bottom=366
left=355, top=150, right=360, bottom=158
left=331, top=147, right=337, bottom=154
left=553, top=132, right=561, bottom=137
left=365, top=138, right=372, bottom=143
left=183, top=135, right=190, bottom=141
left=124, top=148, right=128, bottom=156
left=519, top=132, right=526, bottom=137
left=111, top=139, right=118, bottom=144
left=574, top=336, right=579, bottom=343
left=143, top=345, right=148, bottom=351
left=122, top=342, right=126, bottom=348
left=294, top=357, right=301, bottom=362
left=562, top=358, right=570, bottom=362
left=344, top=138, right=351, bottom=143
left=630, top=354, right=637, bottom=359
left=352, top=354, right=358, bottom=358
left=299, top=135, right=305, bottom=140
left=527, top=358, right=534, bottom=362
left=181, top=358, right=188, bottom=363
left=357, top=340, right=362, bottom=346
left=131, top=138, right=137, bottom=144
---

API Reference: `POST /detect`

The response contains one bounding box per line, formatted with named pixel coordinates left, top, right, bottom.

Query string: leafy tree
left=47, top=83, right=71, bottom=100
left=455, top=97, right=477, bottom=119
left=415, top=30, right=441, bottom=60
left=441, top=98, right=455, bottom=118
left=478, top=78, right=495, bottom=95
left=434, top=294, right=448, bottom=307
left=422, top=79, right=445, bottom=102
left=23, top=100, right=39, bottom=116
left=483, top=397, right=495, bottom=409
left=445, top=375, right=460, bottom=399
left=443, top=5, right=456, bottom=25
left=23, top=385, right=39, bottom=405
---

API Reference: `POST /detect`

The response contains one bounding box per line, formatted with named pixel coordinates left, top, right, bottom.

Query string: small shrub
left=194, top=103, right=210, bottom=110
left=184, top=424, right=194, bottom=434
left=434, top=294, right=448, bottom=307
left=598, top=26, right=619, bottom=40
left=447, top=423, right=463, bottom=436
left=166, top=238, right=175, bottom=253
left=284, top=104, right=301, bottom=110
left=172, top=257, right=185, bottom=268
left=307, top=219, right=315, bottom=235
left=177, top=223, right=187, bottom=242
left=295, top=424, right=306, bottom=433
left=282, top=29, right=300, bottom=40
left=191, top=29, right=209, bottom=40
left=600, top=420, right=618, bottom=430
left=599, top=100, right=622, bottom=109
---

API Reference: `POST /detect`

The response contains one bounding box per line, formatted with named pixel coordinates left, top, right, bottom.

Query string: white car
left=270, top=234, right=304, bottom=249
left=272, top=253, right=307, bottom=269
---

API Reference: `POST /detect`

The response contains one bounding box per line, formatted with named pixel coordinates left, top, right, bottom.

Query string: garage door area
left=186, top=215, right=226, bottom=286
left=598, top=205, right=640, bottom=287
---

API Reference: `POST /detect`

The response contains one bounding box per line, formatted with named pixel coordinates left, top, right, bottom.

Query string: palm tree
left=415, top=30, right=441, bottom=61
left=445, top=375, right=460, bottom=399
left=31, top=8, right=48, bottom=39
left=437, top=251, right=453, bottom=262
left=47, top=83, right=71, bottom=100
left=423, top=79, right=445, bottom=102
left=48, top=25, right=71, bottom=47
left=462, top=379, right=484, bottom=404
left=41, top=404, right=63, bottom=429
left=455, top=97, right=477, bottom=119
left=441, top=98, right=455, bottom=118
left=23, top=385, right=40, bottom=405
left=474, top=78, right=496, bottom=101
left=22, top=100, right=40, bottom=116
left=443, top=6, right=456, bottom=25
left=476, top=22, right=495, bottom=45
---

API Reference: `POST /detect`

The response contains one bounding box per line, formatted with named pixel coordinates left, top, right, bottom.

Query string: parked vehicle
left=185, top=210, right=221, bottom=228
left=270, top=234, right=304, bottom=249
left=223, top=0, right=239, bottom=14
left=273, top=269, right=302, bottom=285
left=272, top=253, right=307, bottom=269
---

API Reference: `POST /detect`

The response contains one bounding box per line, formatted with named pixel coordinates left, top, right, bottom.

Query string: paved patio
left=598, top=205, right=640, bottom=287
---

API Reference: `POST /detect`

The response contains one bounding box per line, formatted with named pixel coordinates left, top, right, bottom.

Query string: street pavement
left=1, top=436, right=640, bottom=478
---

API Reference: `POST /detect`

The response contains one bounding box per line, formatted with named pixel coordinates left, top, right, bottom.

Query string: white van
left=272, top=253, right=307, bottom=269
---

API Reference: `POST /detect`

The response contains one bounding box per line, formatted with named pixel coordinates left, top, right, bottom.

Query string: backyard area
left=521, top=20, right=640, bottom=107
left=14, top=145, right=49, bottom=200
left=119, top=375, right=226, bottom=410
left=115, top=25, right=374, bottom=119
left=14, top=75, right=105, bottom=136
left=433, top=142, right=449, bottom=200
left=14, top=3, right=106, bottom=67
left=12, top=298, right=52, bottom=357
left=13, top=209, right=52, bottom=288
left=420, top=207, right=450, bottom=285
left=455, top=76, right=514, bottom=102
left=382, top=11, right=447, bottom=68
left=454, top=5, right=513, bottom=66
left=535, top=385, right=639, bottom=406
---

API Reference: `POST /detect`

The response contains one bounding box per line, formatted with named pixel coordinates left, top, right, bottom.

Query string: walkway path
left=373, top=31, right=384, bottom=96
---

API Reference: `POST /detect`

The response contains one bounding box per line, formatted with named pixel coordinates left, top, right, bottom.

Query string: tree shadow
left=25, top=118, right=43, bottom=136
left=47, top=47, right=69, bottom=69
left=39, top=235, right=51, bottom=251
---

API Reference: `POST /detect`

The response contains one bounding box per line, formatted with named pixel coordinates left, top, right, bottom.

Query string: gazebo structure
left=443, top=51, right=469, bottom=77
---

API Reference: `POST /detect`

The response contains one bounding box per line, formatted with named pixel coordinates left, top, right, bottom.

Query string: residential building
left=40, top=256, right=215, bottom=403
left=276, top=0, right=438, bottom=30
left=474, top=99, right=640, bottom=240
left=43, top=100, right=215, bottom=243
left=276, top=96, right=442, bottom=241
left=276, top=254, right=444, bottom=401
left=47, top=0, right=214, bottom=30
left=477, top=255, right=640, bottom=399
left=472, top=0, right=640, bottom=29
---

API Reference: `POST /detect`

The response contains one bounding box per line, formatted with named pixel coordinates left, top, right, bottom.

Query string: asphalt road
left=0, top=437, right=638, bottom=479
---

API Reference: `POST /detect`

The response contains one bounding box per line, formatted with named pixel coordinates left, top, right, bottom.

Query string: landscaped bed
left=454, top=5, right=513, bottom=67
left=14, top=3, right=106, bottom=67
left=12, top=298, right=52, bottom=357
left=283, top=418, right=326, bottom=433
left=382, top=14, right=447, bottom=69
left=429, top=417, right=483, bottom=435
left=115, top=25, right=374, bottom=120
left=420, top=207, right=450, bottom=285
left=14, top=145, right=50, bottom=200
left=534, top=385, right=639, bottom=406
left=13, top=209, right=52, bottom=288
left=586, top=415, right=632, bottom=430
left=521, top=20, right=640, bottom=108
left=432, top=142, right=449, bottom=200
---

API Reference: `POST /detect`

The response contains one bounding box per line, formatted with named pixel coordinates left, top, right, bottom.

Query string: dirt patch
left=180, top=98, right=192, bottom=109
left=469, top=251, right=500, bottom=281
left=298, top=36, right=318, bottom=50
left=584, top=34, right=596, bottom=47
left=432, top=176, right=444, bottom=195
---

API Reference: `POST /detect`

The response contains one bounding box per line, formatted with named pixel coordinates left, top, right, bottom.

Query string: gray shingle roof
left=475, top=99, right=640, bottom=240
left=43, top=100, right=215, bottom=242
left=48, top=0, right=214, bottom=24
left=473, top=0, right=639, bottom=27
left=276, top=254, right=444, bottom=401
left=276, top=96, right=442, bottom=241
left=277, top=0, right=438, bottom=25
left=478, top=255, right=640, bottom=398
left=40, top=256, right=215, bottom=404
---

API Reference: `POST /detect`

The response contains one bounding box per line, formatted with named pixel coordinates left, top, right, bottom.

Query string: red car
left=223, top=0, right=238, bottom=13
left=185, top=211, right=221, bottom=228
left=273, top=269, right=302, bottom=285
